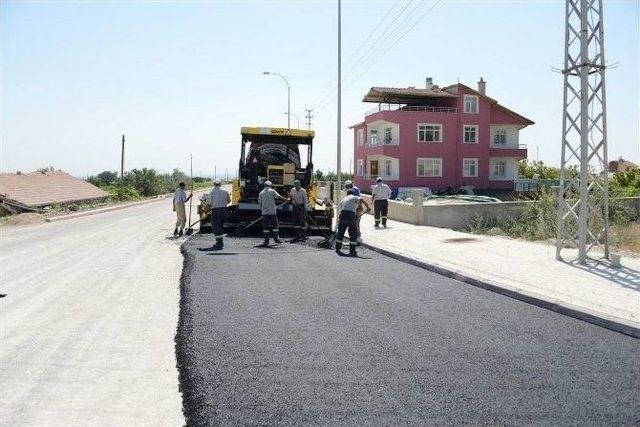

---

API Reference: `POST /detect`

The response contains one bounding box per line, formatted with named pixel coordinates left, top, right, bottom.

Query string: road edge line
left=362, top=242, right=640, bottom=339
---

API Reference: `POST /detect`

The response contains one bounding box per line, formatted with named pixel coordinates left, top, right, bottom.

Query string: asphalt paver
left=178, top=234, right=640, bottom=426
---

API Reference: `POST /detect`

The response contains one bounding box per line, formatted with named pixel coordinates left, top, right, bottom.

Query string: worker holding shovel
left=258, top=181, right=286, bottom=246
left=289, top=179, right=308, bottom=243
left=209, top=179, right=230, bottom=250
left=335, top=188, right=370, bottom=256
left=173, top=182, right=192, bottom=237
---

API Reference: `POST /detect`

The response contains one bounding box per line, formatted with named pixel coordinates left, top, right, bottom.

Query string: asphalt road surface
left=179, top=234, right=640, bottom=426
left=0, top=198, right=186, bottom=426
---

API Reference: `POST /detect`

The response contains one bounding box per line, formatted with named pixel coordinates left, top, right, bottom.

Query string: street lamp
left=263, top=71, right=291, bottom=129
left=284, top=112, right=300, bottom=129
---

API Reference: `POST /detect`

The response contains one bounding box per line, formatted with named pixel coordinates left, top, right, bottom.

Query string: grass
left=468, top=190, right=640, bottom=255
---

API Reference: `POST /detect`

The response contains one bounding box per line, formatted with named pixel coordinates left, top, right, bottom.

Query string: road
left=0, top=198, right=186, bottom=426
left=179, top=234, right=640, bottom=426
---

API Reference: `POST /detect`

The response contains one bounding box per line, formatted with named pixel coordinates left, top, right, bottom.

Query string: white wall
left=489, top=125, right=520, bottom=148
left=489, top=157, right=519, bottom=180
left=367, top=120, right=400, bottom=146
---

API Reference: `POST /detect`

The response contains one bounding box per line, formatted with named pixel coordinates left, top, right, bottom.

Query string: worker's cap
left=213, top=179, right=221, bottom=185
left=376, top=177, right=383, bottom=182
left=264, top=180, right=272, bottom=187
left=293, top=179, right=301, bottom=186
left=345, top=180, right=353, bottom=187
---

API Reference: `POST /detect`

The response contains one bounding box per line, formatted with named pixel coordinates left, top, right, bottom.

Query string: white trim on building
left=463, top=95, right=479, bottom=114
left=417, top=123, right=442, bottom=143
left=417, top=157, right=442, bottom=177
left=463, top=124, right=479, bottom=144
left=462, top=158, right=479, bottom=177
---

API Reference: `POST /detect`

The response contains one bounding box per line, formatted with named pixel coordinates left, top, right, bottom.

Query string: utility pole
left=335, top=0, right=342, bottom=203
left=214, top=166, right=217, bottom=180
left=305, top=108, right=313, bottom=130
left=556, top=0, right=609, bottom=264
left=120, top=135, right=125, bottom=183
left=536, top=145, right=540, bottom=162
left=226, top=168, right=228, bottom=182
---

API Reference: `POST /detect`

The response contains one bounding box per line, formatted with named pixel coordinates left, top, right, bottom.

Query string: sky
left=1, top=0, right=638, bottom=178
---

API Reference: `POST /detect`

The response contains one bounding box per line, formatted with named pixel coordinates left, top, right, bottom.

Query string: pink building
left=350, top=78, right=534, bottom=193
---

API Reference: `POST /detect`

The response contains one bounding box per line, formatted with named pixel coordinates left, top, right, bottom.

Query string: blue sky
left=2, top=0, right=638, bottom=177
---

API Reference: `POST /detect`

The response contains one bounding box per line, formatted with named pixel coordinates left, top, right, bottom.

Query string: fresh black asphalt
left=177, top=234, right=640, bottom=426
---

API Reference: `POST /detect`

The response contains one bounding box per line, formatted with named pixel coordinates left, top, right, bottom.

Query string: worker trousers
left=292, top=205, right=307, bottom=239
left=261, top=214, right=280, bottom=240
left=175, top=203, right=186, bottom=230
left=335, top=211, right=357, bottom=254
left=374, top=199, right=389, bottom=227
left=211, top=207, right=226, bottom=247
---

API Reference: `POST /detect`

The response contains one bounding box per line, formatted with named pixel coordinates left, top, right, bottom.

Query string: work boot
left=382, top=218, right=388, bottom=228
left=335, top=241, right=342, bottom=253
left=173, top=228, right=179, bottom=236
left=213, top=238, right=223, bottom=250
left=301, top=228, right=308, bottom=241
left=349, top=247, right=358, bottom=257
left=290, top=229, right=300, bottom=243
left=273, top=229, right=282, bottom=244
left=374, top=221, right=380, bottom=228
left=259, top=237, right=270, bottom=247
left=178, top=229, right=184, bottom=237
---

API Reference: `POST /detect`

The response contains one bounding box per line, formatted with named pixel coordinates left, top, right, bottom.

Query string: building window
left=370, top=129, right=378, bottom=145
left=493, top=129, right=507, bottom=145
left=417, top=124, right=442, bottom=143
left=357, top=129, right=364, bottom=146
left=463, top=158, right=479, bottom=177
left=493, top=160, right=506, bottom=178
left=417, top=158, right=442, bottom=177
left=384, top=159, right=392, bottom=176
left=464, top=95, right=479, bottom=114
left=384, top=127, right=393, bottom=145
left=464, top=125, right=478, bottom=144
left=357, top=159, right=364, bottom=176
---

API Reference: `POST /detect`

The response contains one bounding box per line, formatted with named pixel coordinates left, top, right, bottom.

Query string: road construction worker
left=289, top=179, right=308, bottom=243
left=209, top=179, right=230, bottom=250
left=173, top=182, right=192, bottom=237
left=335, top=189, right=371, bottom=256
left=371, top=177, right=391, bottom=228
left=345, top=180, right=363, bottom=244
left=258, top=180, right=286, bottom=246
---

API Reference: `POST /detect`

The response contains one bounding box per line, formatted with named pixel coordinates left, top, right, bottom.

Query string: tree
left=123, top=168, right=162, bottom=196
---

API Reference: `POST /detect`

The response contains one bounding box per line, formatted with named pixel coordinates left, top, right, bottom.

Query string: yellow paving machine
left=198, top=127, right=333, bottom=235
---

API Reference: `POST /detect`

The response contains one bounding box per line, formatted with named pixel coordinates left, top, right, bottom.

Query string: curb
left=45, top=195, right=170, bottom=223
left=362, top=242, right=640, bottom=339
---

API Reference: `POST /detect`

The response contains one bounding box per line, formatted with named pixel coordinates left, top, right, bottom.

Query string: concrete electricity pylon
left=556, top=0, right=609, bottom=264
left=305, top=108, right=313, bottom=130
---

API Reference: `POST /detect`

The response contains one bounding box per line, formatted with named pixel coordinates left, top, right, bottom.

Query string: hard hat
left=265, top=180, right=272, bottom=187
left=345, top=180, right=353, bottom=187
left=376, top=177, right=383, bottom=182
left=213, top=179, right=221, bottom=185
left=293, top=179, right=301, bottom=187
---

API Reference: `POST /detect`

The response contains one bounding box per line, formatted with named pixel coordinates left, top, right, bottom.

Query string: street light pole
left=336, top=0, right=342, bottom=202
left=284, top=112, right=300, bottom=129
left=263, top=71, right=291, bottom=129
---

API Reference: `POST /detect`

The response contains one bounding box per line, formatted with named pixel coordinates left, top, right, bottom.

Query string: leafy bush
left=469, top=188, right=636, bottom=243
left=610, top=168, right=640, bottom=197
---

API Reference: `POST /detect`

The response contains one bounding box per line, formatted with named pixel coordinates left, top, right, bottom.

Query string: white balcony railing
left=365, top=104, right=457, bottom=117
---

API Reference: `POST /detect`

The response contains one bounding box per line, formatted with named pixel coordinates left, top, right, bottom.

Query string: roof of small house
left=0, top=171, right=108, bottom=208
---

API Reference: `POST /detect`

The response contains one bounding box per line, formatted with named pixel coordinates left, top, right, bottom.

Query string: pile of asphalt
left=176, top=234, right=640, bottom=426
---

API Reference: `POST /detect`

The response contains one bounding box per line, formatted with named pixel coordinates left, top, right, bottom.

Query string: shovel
left=185, top=154, right=195, bottom=235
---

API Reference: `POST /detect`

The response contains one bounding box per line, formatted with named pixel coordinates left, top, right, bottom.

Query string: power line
left=309, top=0, right=402, bottom=107
left=312, top=0, right=418, bottom=111
left=315, top=0, right=443, bottom=114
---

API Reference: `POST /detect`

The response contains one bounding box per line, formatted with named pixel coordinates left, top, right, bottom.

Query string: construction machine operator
left=258, top=181, right=286, bottom=246
left=209, top=179, right=230, bottom=250
left=289, top=179, right=308, bottom=243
